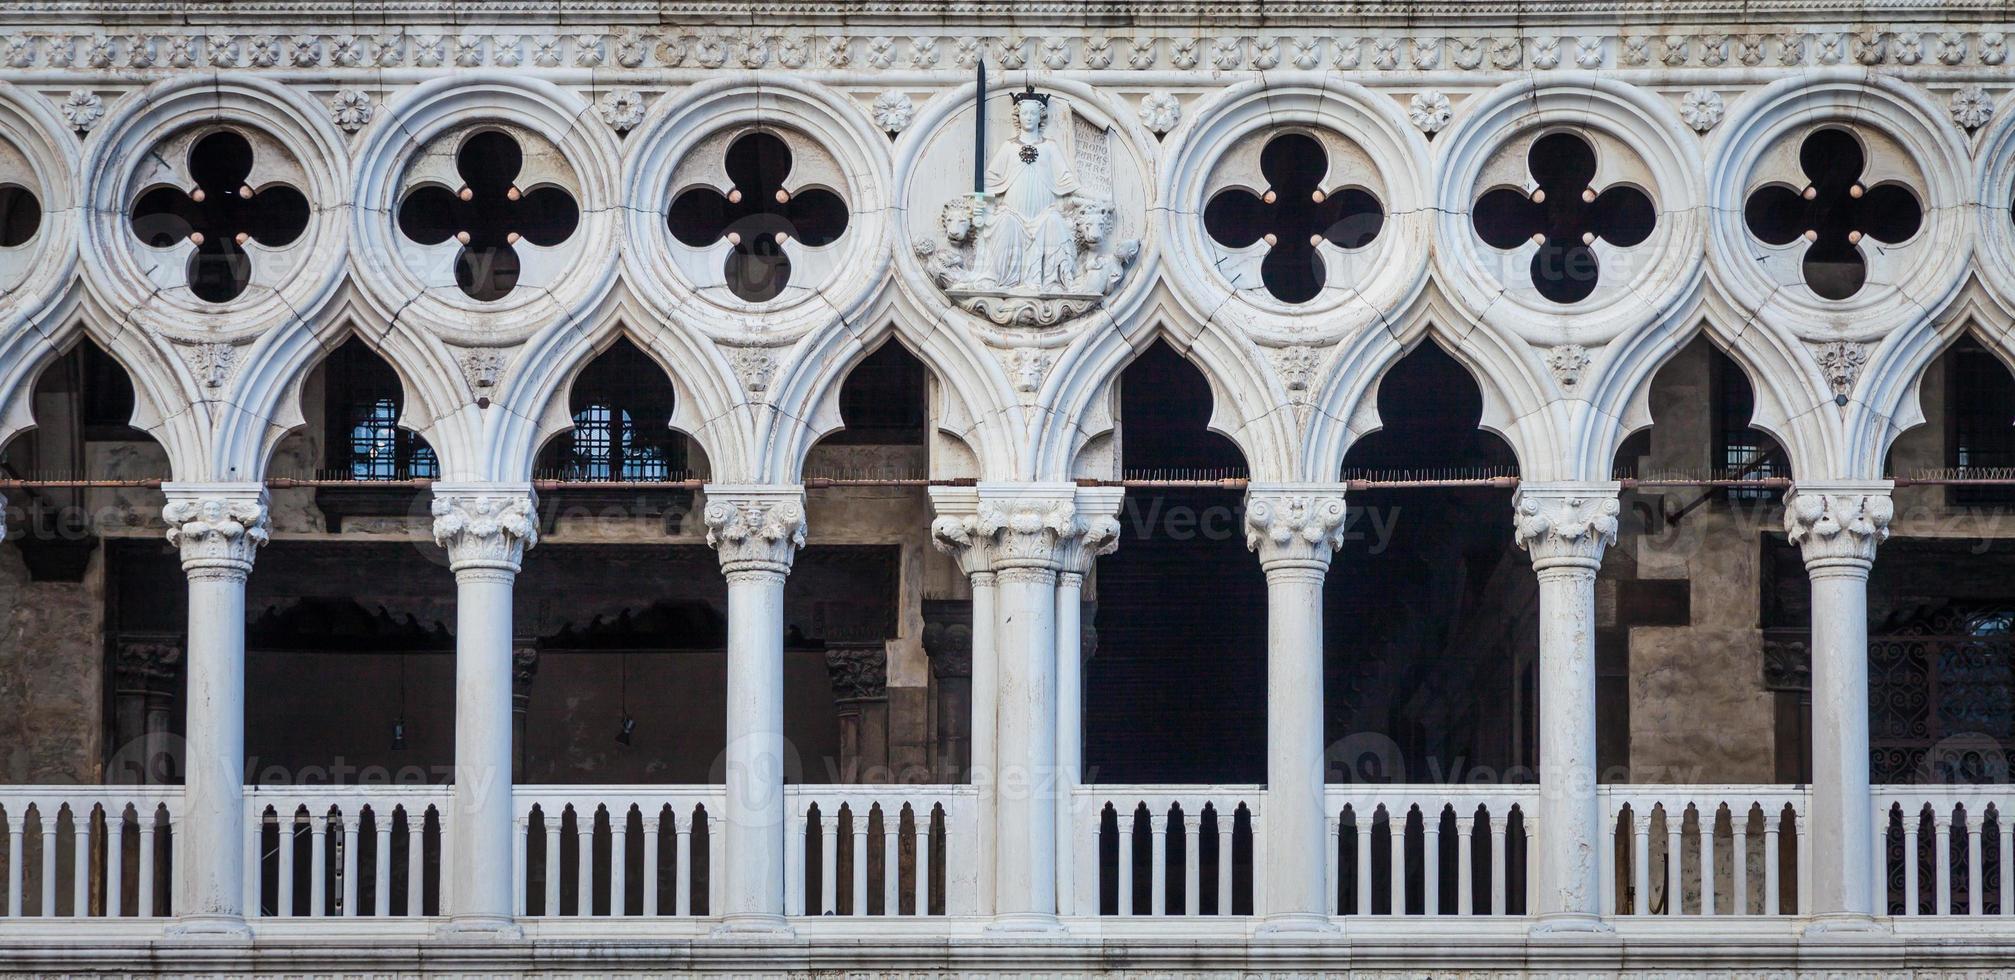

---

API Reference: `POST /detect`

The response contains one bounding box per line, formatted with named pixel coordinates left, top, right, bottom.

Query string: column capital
left=430, top=483, right=538, bottom=574
left=933, top=483, right=1115, bottom=574
left=162, top=483, right=270, bottom=575
left=1784, top=481, right=1893, bottom=569
left=702, top=484, right=806, bottom=575
left=1512, top=482, right=1620, bottom=570
left=1243, top=484, right=1348, bottom=571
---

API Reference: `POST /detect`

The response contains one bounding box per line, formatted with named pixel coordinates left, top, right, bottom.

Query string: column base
left=1255, top=911, right=1340, bottom=936
left=1529, top=911, right=1615, bottom=938
left=435, top=915, right=525, bottom=941
left=985, top=911, right=1067, bottom=934
left=163, top=914, right=253, bottom=941
left=1803, top=912, right=1890, bottom=937
left=710, top=913, right=797, bottom=939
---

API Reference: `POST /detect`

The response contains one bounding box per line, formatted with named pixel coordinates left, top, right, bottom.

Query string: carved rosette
left=702, top=487, right=807, bottom=574
left=1244, top=490, right=1349, bottom=568
left=1784, top=488, right=1893, bottom=565
left=163, top=489, right=271, bottom=573
left=430, top=489, right=539, bottom=573
left=1511, top=486, right=1621, bottom=567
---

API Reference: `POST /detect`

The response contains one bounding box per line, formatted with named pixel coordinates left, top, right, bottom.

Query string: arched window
left=1947, top=336, right=2015, bottom=505
left=550, top=339, right=683, bottom=482
left=1712, top=349, right=1787, bottom=501
left=322, top=338, right=436, bottom=481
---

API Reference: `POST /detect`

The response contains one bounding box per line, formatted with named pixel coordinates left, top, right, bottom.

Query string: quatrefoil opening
left=0, top=184, right=40, bottom=248
left=1201, top=132, right=1385, bottom=304
left=1743, top=127, right=1924, bottom=301
left=668, top=131, right=850, bottom=303
left=1471, top=131, right=1655, bottom=305
left=129, top=131, right=310, bottom=303
left=397, top=130, right=582, bottom=302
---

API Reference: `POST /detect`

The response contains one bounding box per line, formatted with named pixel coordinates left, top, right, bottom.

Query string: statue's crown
left=1011, top=84, right=1050, bottom=107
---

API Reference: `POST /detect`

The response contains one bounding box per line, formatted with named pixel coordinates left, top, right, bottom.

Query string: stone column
left=1512, top=484, right=1620, bottom=933
left=1785, top=484, right=1892, bottom=932
left=824, top=640, right=890, bottom=783
left=702, top=486, right=806, bottom=936
left=1244, top=487, right=1349, bottom=932
left=162, top=484, right=269, bottom=937
left=431, top=486, right=538, bottom=937
left=1054, top=487, right=1122, bottom=918
left=928, top=487, right=998, bottom=915
left=511, top=642, right=539, bottom=782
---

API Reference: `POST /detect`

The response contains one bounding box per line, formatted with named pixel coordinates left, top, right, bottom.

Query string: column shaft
left=1533, top=560, right=1602, bottom=921
left=1054, top=571, right=1083, bottom=917
left=992, top=564, right=1059, bottom=924
left=722, top=567, right=789, bottom=922
left=1809, top=561, right=1875, bottom=919
left=970, top=572, right=998, bottom=917
left=1263, top=562, right=1331, bottom=926
left=450, top=567, right=519, bottom=925
left=181, top=566, right=249, bottom=922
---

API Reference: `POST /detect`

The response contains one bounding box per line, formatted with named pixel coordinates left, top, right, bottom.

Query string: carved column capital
left=702, top=485, right=806, bottom=576
left=1512, top=483, right=1620, bottom=570
left=431, top=484, right=538, bottom=574
left=824, top=641, right=889, bottom=702
left=932, top=483, right=1115, bottom=576
left=162, top=483, right=270, bottom=575
left=1244, top=485, right=1349, bottom=572
left=1784, top=482, right=1892, bottom=569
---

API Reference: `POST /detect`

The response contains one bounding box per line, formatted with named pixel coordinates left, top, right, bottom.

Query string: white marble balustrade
left=0, top=788, right=180, bottom=919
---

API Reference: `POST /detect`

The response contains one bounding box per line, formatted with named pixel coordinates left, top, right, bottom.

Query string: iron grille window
left=1948, top=337, right=2015, bottom=506
left=1712, top=350, right=1787, bottom=501
left=324, top=339, right=436, bottom=480
left=555, top=340, right=683, bottom=481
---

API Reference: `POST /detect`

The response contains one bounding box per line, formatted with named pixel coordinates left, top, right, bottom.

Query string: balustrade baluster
left=1150, top=811, right=1168, bottom=916
left=1423, top=808, right=1441, bottom=916
left=1665, top=811, right=1682, bottom=915
left=1701, top=808, right=1716, bottom=916
left=39, top=809, right=56, bottom=917
left=818, top=817, right=836, bottom=916
left=1967, top=814, right=1983, bottom=916
left=6, top=813, right=23, bottom=917
left=309, top=817, right=328, bottom=917
left=1354, top=812, right=1371, bottom=916
left=72, top=809, right=91, bottom=916
left=1218, top=819, right=1234, bottom=916
left=1387, top=811, right=1403, bottom=915
left=642, top=813, right=661, bottom=917
left=675, top=821, right=694, bottom=916
left=850, top=818, right=869, bottom=915
left=1118, top=809, right=1135, bottom=915
left=1935, top=810, right=1952, bottom=916
left=916, top=816, right=933, bottom=916
left=341, top=815, right=360, bottom=916
left=542, top=814, right=561, bottom=917
left=610, top=817, right=628, bottom=917
left=1186, top=811, right=1202, bottom=917
left=135, top=810, right=154, bottom=919
left=1457, top=818, right=1474, bottom=917
left=378, top=817, right=395, bottom=917
left=107, top=811, right=125, bottom=918
left=1489, top=821, right=1507, bottom=917
left=1903, top=815, right=1920, bottom=915
left=883, top=818, right=900, bottom=915
left=1731, top=811, right=1749, bottom=916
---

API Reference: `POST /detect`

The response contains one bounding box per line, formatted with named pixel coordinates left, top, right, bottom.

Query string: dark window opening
left=1948, top=336, right=2015, bottom=506
left=321, top=338, right=437, bottom=481
left=129, top=130, right=310, bottom=303
left=396, top=130, right=580, bottom=302
left=1712, top=348, right=1789, bottom=500
left=1337, top=343, right=1533, bottom=782
left=1472, top=131, right=1655, bottom=304
left=825, top=342, right=928, bottom=446
left=668, top=131, right=849, bottom=302
left=1089, top=340, right=1258, bottom=783
left=1743, top=127, right=1923, bottom=301
left=540, top=338, right=686, bottom=482
left=1202, top=132, right=1385, bottom=304
left=0, top=184, right=41, bottom=247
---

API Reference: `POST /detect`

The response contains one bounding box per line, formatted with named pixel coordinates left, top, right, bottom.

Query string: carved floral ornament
left=163, top=494, right=271, bottom=567
left=702, top=492, right=808, bottom=570
left=430, top=493, right=539, bottom=568
left=1244, top=493, right=1349, bottom=565
left=1784, top=490, right=1893, bottom=562
left=1511, top=491, right=1620, bottom=562
left=12, top=29, right=2015, bottom=72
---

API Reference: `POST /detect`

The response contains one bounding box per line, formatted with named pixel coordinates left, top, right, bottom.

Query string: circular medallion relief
left=901, top=81, right=1150, bottom=338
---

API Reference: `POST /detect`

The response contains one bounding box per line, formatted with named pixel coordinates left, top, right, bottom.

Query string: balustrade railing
left=0, top=787, right=179, bottom=918
left=1600, top=785, right=1808, bottom=916
left=1077, top=786, right=1262, bottom=916
left=1876, top=785, right=2013, bottom=917
left=787, top=785, right=976, bottom=916
left=1328, top=787, right=1534, bottom=916
left=514, top=786, right=721, bottom=917
left=248, top=786, right=450, bottom=918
